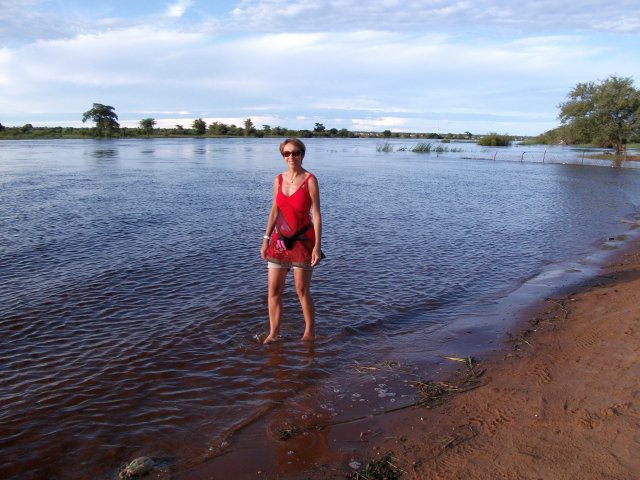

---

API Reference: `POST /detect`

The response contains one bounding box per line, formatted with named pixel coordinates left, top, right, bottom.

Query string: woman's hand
left=261, top=239, right=269, bottom=261
left=311, top=247, right=322, bottom=266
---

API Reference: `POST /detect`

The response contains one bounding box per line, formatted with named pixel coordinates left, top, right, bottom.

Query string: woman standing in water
left=260, top=138, right=322, bottom=343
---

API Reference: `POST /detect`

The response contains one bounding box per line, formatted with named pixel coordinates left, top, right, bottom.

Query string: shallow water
left=1, top=138, right=640, bottom=479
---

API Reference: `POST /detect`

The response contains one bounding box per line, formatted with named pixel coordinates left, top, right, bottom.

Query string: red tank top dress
left=266, top=173, right=316, bottom=268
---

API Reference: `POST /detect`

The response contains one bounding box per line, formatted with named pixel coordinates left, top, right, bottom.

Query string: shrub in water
left=479, top=133, right=511, bottom=147
left=412, top=142, right=433, bottom=153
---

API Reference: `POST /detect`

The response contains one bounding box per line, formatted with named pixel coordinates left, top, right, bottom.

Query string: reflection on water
left=1, top=138, right=640, bottom=479
left=90, top=148, right=118, bottom=158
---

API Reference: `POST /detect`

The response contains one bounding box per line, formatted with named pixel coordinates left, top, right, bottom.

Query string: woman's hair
left=279, top=138, right=306, bottom=158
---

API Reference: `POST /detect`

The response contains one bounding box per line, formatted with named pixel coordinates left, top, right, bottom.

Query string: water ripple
left=2, top=138, right=640, bottom=479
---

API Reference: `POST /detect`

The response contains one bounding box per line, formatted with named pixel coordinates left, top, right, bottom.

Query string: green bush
left=478, top=133, right=511, bottom=146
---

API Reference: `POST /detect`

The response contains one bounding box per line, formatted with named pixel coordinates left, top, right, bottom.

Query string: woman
left=260, top=138, right=322, bottom=343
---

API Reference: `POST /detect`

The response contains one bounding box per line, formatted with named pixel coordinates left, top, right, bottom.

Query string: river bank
left=295, top=238, right=640, bottom=480
left=178, top=237, right=640, bottom=480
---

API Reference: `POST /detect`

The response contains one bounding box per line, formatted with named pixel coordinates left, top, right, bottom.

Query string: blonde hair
left=279, top=138, right=306, bottom=158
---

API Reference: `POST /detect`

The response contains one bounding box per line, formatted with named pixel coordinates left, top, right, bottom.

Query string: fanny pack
left=275, top=223, right=311, bottom=250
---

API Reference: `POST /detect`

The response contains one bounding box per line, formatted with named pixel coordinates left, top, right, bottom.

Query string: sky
left=0, top=0, right=639, bottom=136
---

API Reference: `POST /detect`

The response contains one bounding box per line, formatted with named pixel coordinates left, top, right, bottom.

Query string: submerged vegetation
left=376, top=142, right=465, bottom=154
left=478, top=133, right=512, bottom=147
left=412, top=142, right=434, bottom=153
left=377, top=142, right=394, bottom=152
left=346, top=453, right=404, bottom=480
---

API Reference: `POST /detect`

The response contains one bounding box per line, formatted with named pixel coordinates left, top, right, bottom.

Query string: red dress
left=266, top=173, right=316, bottom=268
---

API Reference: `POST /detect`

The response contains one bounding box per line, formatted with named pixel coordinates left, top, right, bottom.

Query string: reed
left=434, top=145, right=463, bottom=153
left=412, top=142, right=433, bottom=153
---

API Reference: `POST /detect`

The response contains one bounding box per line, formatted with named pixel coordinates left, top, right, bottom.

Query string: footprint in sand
left=528, top=364, right=552, bottom=385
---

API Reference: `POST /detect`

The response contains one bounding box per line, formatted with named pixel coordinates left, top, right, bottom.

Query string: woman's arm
left=308, top=174, right=322, bottom=266
left=260, top=177, right=279, bottom=261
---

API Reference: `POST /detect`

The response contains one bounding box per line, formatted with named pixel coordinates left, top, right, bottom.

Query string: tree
left=314, top=123, right=326, bottom=134
left=243, top=118, right=255, bottom=136
left=208, top=122, right=228, bottom=135
left=559, top=75, right=640, bottom=154
left=139, top=118, right=156, bottom=136
left=383, top=129, right=392, bottom=138
left=227, top=124, right=243, bottom=136
left=299, top=129, right=313, bottom=138
left=82, top=103, right=119, bottom=137
left=192, top=118, right=207, bottom=135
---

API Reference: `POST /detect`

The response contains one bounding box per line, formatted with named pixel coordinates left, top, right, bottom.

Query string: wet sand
left=181, top=239, right=640, bottom=480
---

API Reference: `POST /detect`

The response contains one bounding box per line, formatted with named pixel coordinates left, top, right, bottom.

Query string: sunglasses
left=283, top=151, right=302, bottom=157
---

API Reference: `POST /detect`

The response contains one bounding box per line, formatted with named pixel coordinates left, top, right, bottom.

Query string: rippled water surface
left=2, top=138, right=640, bottom=479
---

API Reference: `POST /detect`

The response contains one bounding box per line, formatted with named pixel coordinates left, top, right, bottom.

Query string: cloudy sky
left=1, top=0, right=638, bottom=135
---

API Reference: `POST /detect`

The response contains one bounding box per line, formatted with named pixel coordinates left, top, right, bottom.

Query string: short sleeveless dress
left=266, top=173, right=317, bottom=268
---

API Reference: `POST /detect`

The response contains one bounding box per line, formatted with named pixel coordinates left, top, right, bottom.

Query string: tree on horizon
left=139, top=118, right=156, bottom=136
left=82, top=103, right=119, bottom=137
left=243, top=118, right=255, bottom=136
left=192, top=118, right=207, bottom=135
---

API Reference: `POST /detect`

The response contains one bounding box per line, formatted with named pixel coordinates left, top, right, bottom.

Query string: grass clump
left=434, top=145, right=464, bottom=154
left=353, top=360, right=405, bottom=373
left=408, top=356, right=483, bottom=408
left=478, top=133, right=512, bottom=146
left=412, top=380, right=463, bottom=407
left=347, top=453, right=403, bottom=480
left=411, top=142, right=433, bottom=153
left=377, top=142, right=394, bottom=152
left=278, top=422, right=311, bottom=440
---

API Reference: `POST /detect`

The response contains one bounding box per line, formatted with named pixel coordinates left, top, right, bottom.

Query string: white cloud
left=0, top=1, right=639, bottom=135
left=166, top=0, right=192, bottom=18
left=352, top=117, right=408, bottom=131
left=227, top=0, right=640, bottom=34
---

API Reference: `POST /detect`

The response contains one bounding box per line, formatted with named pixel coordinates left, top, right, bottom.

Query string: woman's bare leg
left=264, top=267, right=288, bottom=344
left=294, top=268, right=315, bottom=341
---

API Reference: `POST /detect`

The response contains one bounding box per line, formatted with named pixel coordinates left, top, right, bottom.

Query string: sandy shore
left=292, top=240, right=640, bottom=480
left=181, top=239, right=640, bottom=480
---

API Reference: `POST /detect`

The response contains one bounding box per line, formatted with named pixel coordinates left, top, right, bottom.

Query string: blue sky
left=1, top=0, right=638, bottom=135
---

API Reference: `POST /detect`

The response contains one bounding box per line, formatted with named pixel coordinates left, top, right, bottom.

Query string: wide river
left=2, top=138, right=640, bottom=479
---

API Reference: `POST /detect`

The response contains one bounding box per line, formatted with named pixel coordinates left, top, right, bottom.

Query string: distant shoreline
left=2, top=134, right=639, bottom=153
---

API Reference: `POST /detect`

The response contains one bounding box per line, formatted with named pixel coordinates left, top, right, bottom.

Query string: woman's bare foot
left=301, top=332, right=315, bottom=342
left=262, top=334, right=283, bottom=344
